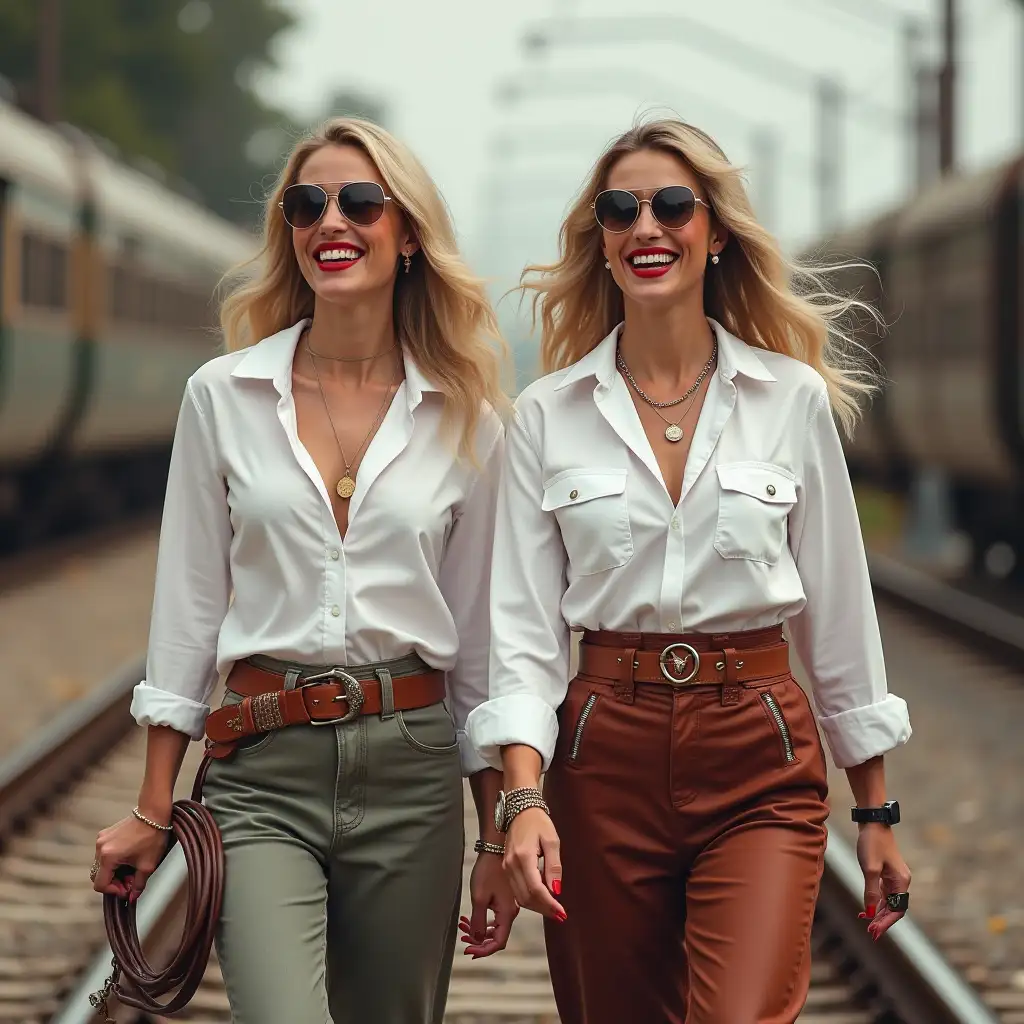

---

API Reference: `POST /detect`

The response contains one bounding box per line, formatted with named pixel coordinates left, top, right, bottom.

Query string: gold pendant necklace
left=306, top=336, right=399, bottom=501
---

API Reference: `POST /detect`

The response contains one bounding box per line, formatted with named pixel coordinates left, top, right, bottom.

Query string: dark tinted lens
left=651, top=186, right=697, bottom=229
left=338, top=182, right=387, bottom=225
left=282, top=184, right=328, bottom=228
left=594, top=190, right=640, bottom=233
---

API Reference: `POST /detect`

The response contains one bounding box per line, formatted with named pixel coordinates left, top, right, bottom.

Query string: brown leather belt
left=579, top=625, right=789, bottom=687
left=204, top=658, right=446, bottom=756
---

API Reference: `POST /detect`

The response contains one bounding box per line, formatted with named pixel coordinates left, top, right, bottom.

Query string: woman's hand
left=857, top=824, right=911, bottom=940
left=458, top=852, right=520, bottom=958
left=92, top=813, right=171, bottom=902
left=502, top=808, right=566, bottom=922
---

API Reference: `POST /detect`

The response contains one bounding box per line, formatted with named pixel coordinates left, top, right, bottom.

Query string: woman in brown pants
left=467, top=118, right=913, bottom=1023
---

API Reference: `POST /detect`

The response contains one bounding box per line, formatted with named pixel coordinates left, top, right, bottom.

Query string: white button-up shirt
left=467, top=319, right=911, bottom=771
left=130, top=319, right=503, bottom=775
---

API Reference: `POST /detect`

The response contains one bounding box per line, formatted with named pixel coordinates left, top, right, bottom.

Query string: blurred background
left=2, top=4, right=1024, bottom=1022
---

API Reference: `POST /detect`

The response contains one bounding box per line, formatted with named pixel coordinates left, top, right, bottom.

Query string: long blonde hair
left=220, top=117, right=507, bottom=458
left=520, top=117, right=879, bottom=436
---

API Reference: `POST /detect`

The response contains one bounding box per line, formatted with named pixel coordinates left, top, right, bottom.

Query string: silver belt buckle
left=658, top=642, right=701, bottom=686
left=299, top=668, right=365, bottom=724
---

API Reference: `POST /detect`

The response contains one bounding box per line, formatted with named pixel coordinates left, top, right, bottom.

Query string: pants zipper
left=761, top=691, right=796, bottom=763
left=569, top=694, right=599, bottom=762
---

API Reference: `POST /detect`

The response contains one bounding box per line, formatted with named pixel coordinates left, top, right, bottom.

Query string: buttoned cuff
left=130, top=682, right=210, bottom=740
left=817, top=692, right=912, bottom=769
left=458, top=730, right=491, bottom=777
left=466, top=694, right=560, bottom=772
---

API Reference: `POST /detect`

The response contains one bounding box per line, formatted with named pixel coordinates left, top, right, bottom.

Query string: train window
left=20, top=232, right=68, bottom=310
left=108, top=261, right=215, bottom=332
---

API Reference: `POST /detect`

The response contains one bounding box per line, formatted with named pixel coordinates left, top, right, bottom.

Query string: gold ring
left=89, top=859, right=100, bottom=882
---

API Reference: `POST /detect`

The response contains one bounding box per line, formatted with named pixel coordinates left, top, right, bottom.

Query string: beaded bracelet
left=133, top=807, right=173, bottom=832
left=473, top=839, right=505, bottom=856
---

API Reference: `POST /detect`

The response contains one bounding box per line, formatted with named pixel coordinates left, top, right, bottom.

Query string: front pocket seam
left=396, top=708, right=459, bottom=755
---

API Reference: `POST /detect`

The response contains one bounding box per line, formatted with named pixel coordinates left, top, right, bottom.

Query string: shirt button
left=329, top=549, right=340, bottom=561
left=330, top=605, right=340, bottom=617
left=668, top=621, right=679, bottom=632
left=766, top=484, right=776, bottom=496
left=670, top=516, right=680, bottom=531
left=569, top=489, right=579, bottom=500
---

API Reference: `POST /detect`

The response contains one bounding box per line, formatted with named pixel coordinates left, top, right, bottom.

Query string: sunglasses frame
left=592, top=185, right=711, bottom=234
left=278, top=181, right=394, bottom=229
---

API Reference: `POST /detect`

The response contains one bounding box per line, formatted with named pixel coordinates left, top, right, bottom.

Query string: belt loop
left=613, top=647, right=636, bottom=705
left=283, top=668, right=301, bottom=692
left=376, top=667, right=396, bottom=720
left=721, top=647, right=741, bottom=706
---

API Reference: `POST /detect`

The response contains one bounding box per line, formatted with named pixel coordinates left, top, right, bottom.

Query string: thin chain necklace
left=617, top=341, right=717, bottom=443
left=306, top=336, right=400, bottom=500
left=306, top=340, right=397, bottom=363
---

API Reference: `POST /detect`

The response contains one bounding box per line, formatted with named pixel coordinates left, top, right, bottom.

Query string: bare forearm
left=500, top=744, right=543, bottom=791
left=844, top=755, right=887, bottom=808
left=137, top=725, right=192, bottom=823
left=468, top=767, right=504, bottom=846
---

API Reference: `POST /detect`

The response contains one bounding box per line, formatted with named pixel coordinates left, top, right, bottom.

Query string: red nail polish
left=552, top=879, right=562, bottom=896
left=867, top=904, right=876, bottom=918
left=555, top=911, right=567, bottom=923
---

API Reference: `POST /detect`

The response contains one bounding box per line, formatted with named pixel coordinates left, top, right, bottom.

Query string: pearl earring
left=711, top=254, right=720, bottom=265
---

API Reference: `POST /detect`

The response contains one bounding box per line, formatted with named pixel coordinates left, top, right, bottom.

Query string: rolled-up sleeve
left=466, top=407, right=570, bottom=772
left=438, top=416, right=504, bottom=776
left=786, top=388, right=911, bottom=768
left=129, top=380, right=231, bottom=739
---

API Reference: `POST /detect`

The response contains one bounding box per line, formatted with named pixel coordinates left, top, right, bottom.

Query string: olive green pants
left=202, top=676, right=465, bottom=1024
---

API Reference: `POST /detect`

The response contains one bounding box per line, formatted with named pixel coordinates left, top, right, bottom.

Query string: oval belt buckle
left=659, top=642, right=702, bottom=686
left=302, top=669, right=366, bottom=725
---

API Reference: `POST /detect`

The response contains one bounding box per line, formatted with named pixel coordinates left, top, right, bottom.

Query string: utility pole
left=37, top=0, right=61, bottom=122
left=751, top=129, right=778, bottom=236
left=903, top=17, right=928, bottom=189
left=938, top=0, right=956, bottom=173
left=817, top=77, right=843, bottom=233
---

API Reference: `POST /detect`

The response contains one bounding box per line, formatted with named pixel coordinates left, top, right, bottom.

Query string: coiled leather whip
left=91, top=759, right=222, bottom=1020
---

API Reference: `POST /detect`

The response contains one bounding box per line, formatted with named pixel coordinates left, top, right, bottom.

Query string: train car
left=882, top=156, right=1024, bottom=571
left=0, top=98, right=257, bottom=547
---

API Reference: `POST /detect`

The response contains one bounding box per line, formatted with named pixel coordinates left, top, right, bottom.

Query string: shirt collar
left=552, top=316, right=776, bottom=392
left=230, top=317, right=442, bottom=408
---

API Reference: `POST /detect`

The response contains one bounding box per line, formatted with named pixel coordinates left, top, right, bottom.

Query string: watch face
left=886, top=800, right=900, bottom=825
left=494, top=791, right=506, bottom=833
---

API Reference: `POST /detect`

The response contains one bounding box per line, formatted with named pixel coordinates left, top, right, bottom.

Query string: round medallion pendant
left=336, top=476, right=356, bottom=499
left=664, top=424, right=684, bottom=443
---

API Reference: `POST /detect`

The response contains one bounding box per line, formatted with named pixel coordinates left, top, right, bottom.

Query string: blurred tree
left=0, top=0, right=385, bottom=225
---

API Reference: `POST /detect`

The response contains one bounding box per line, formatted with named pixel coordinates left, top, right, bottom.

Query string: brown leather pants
left=543, top=627, right=829, bottom=1024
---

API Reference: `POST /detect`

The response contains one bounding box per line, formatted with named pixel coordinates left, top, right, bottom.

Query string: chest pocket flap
left=716, top=463, right=797, bottom=505
left=714, top=462, right=796, bottom=565
left=541, top=467, right=632, bottom=575
left=542, top=468, right=627, bottom=511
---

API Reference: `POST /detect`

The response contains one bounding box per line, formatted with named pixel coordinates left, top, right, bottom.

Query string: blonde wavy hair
left=220, top=117, right=507, bottom=458
left=520, top=117, right=880, bottom=435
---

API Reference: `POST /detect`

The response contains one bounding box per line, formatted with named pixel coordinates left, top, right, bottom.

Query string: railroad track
left=4, top=558, right=1021, bottom=1023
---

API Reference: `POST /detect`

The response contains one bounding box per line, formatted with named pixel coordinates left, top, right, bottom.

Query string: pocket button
left=569, top=489, right=579, bottom=500
left=766, top=484, right=776, bottom=496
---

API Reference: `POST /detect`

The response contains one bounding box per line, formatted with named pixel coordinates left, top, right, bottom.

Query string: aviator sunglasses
left=593, top=185, right=711, bottom=234
left=279, top=181, right=393, bottom=230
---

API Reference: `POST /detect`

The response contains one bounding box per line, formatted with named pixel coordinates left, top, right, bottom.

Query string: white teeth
left=631, top=253, right=676, bottom=266
left=317, top=248, right=362, bottom=262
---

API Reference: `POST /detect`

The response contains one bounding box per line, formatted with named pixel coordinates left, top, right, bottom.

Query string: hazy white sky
left=257, top=0, right=1022, bottom=290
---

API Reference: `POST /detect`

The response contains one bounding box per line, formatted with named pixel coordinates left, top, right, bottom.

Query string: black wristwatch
left=851, top=800, right=900, bottom=826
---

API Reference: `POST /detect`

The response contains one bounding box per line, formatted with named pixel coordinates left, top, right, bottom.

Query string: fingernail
left=552, top=879, right=562, bottom=896
left=555, top=911, right=567, bottom=923
left=865, top=904, right=876, bottom=919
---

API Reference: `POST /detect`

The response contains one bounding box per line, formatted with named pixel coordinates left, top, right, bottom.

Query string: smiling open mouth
left=314, top=245, right=364, bottom=272
left=626, top=250, right=679, bottom=278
